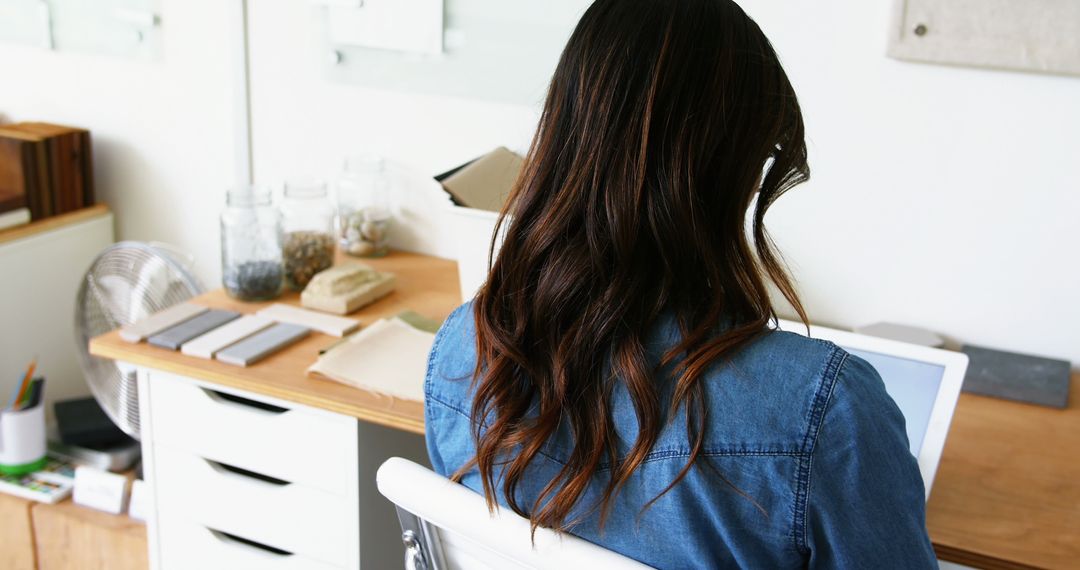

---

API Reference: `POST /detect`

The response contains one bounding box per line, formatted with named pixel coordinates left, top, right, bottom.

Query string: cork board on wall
left=888, top=0, right=1080, bottom=77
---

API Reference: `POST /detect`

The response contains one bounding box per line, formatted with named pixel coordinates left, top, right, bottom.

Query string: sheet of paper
left=308, top=318, right=436, bottom=401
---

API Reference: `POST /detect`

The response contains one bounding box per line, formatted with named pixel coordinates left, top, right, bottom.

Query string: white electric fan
left=74, top=242, right=204, bottom=440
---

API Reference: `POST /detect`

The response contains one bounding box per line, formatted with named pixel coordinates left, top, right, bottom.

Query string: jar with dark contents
left=280, top=179, right=336, bottom=290
left=220, top=186, right=284, bottom=301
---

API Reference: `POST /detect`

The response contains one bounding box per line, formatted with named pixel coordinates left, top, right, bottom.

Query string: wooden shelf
left=0, top=204, right=110, bottom=247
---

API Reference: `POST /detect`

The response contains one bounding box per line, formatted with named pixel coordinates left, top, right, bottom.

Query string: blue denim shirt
left=425, top=303, right=937, bottom=569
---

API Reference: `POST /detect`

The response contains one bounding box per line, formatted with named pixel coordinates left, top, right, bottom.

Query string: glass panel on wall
left=0, top=0, right=161, bottom=60
left=321, top=0, right=590, bottom=105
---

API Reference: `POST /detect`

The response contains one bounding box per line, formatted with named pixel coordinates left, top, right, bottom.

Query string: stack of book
left=0, top=122, right=95, bottom=230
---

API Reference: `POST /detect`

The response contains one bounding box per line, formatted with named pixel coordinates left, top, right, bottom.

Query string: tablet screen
left=845, top=348, right=945, bottom=456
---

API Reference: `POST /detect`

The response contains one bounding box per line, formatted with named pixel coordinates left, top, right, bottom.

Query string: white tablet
left=778, top=320, right=969, bottom=497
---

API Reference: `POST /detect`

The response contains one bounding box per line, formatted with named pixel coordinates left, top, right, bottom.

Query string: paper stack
left=307, top=317, right=436, bottom=401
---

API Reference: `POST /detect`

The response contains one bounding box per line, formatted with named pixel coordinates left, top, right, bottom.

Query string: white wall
left=247, top=0, right=1079, bottom=366
left=742, top=0, right=1080, bottom=363
left=0, top=1, right=241, bottom=287
left=246, top=0, right=542, bottom=259
left=3, top=0, right=1075, bottom=367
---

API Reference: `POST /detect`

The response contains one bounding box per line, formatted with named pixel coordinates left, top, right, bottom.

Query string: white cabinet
left=0, top=207, right=114, bottom=418
left=138, top=370, right=361, bottom=570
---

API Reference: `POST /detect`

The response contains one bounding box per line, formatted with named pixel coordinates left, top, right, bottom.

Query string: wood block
left=0, top=138, right=30, bottom=214
left=0, top=492, right=37, bottom=570
left=0, top=131, right=45, bottom=219
left=0, top=123, right=95, bottom=219
left=301, top=271, right=397, bottom=315
left=80, top=131, right=95, bottom=207
left=31, top=499, right=148, bottom=570
left=9, top=123, right=92, bottom=216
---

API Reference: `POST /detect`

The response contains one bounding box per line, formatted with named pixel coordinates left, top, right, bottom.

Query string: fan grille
left=75, top=242, right=203, bottom=440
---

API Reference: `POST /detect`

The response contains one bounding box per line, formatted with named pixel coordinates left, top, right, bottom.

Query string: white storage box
left=436, top=148, right=521, bottom=302
left=444, top=202, right=507, bottom=302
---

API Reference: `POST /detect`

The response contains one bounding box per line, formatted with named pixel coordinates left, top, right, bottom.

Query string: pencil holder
left=0, top=404, right=47, bottom=475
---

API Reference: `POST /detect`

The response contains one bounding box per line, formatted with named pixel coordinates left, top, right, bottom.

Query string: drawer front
left=154, top=445, right=356, bottom=567
left=158, top=516, right=342, bottom=570
left=146, top=371, right=354, bottom=494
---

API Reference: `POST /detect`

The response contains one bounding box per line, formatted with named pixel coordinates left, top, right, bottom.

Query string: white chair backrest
left=376, top=457, right=652, bottom=570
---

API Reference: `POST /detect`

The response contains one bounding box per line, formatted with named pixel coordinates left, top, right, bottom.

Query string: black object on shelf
left=54, top=397, right=134, bottom=447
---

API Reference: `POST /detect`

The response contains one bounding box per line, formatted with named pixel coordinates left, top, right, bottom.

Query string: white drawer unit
left=157, top=516, right=343, bottom=570
left=146, top=371, right=354, bottom=495
left=139, top=370, right=361, bottom=570
left=154, top=445, right=353, bottom=566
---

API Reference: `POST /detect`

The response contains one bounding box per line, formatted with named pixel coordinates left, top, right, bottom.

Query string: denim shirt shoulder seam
left=792, top=345, right=847, bottom=556
left=426, top=392, right=473, bottom=421
left=423, top=303, right=469, bottom=402
left=538, top=447, right=806, bottom=470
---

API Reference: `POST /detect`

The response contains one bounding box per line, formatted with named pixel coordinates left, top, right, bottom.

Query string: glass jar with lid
left=220, top=185, right=284, bottom=301
left=337, top=156, right=393, bottom=258
left=280, top=179, right=336, bottom=290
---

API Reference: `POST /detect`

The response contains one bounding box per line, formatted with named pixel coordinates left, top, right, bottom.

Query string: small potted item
left=0, top=386, right=47, bottom=476
left=301, top=263, right=396, bottom=315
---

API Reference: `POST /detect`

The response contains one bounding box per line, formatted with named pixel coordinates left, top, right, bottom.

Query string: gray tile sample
left=961, top=344, right=1072, bottom=408
left=120, top=303, right=208, bottom=343
left=147, top=310, right=241, bottom=351
left=215, top=323, right=311, bottom=367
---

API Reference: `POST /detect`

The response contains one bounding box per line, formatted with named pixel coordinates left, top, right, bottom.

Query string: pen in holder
left=0, top=403, right=47, bottom=476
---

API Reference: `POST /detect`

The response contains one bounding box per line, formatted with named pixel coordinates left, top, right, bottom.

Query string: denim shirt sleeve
left=804, top=353, right=938, bottom=569
left=424, top=302, right=474, bottom=478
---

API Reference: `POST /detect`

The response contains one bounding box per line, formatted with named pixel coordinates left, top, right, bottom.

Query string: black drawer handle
left=205, top=459, right=292, bottom=486
left=202, top=388, right=290, bottom=414
left=210, top=528, right=294, bottom=557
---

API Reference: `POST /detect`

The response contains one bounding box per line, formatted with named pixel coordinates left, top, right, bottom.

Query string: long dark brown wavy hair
left=458, top=0, right=810, bottom=533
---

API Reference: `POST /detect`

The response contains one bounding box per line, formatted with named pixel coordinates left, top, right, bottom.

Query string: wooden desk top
left=90, top=253, right=1078, bottom=568
left=89, top=250, right=461, bottom=435
left=926, top=373, right=1080, bottom=570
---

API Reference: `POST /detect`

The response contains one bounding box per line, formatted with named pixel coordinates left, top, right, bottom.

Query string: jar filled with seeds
left=221, top=185, right=284, bottom=301
left=337, top=156, right=392, bottom=258
left=281, top=179, right=336, bottom=290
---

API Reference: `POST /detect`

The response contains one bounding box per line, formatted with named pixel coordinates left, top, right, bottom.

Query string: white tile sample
left=257, top=303, right=360, bottom=337
left=181, top=314, right=275, bottom=359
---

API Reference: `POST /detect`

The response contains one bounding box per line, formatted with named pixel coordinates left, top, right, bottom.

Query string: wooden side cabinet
left=0, top=491, right=148, bottom=570
left=0, top=492, right=37, bottom=569
left=31, top=500, right=148, bottom=570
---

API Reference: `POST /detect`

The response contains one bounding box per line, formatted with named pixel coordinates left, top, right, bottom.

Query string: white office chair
left=376, top=457, right=652, bottom=570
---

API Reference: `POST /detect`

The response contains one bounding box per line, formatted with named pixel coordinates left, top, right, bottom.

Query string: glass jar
left=280, top=179, right=336, bottom=290
left=337, top=156, right=392, bottom=258
left=220, top=186, right=284, bottom=301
